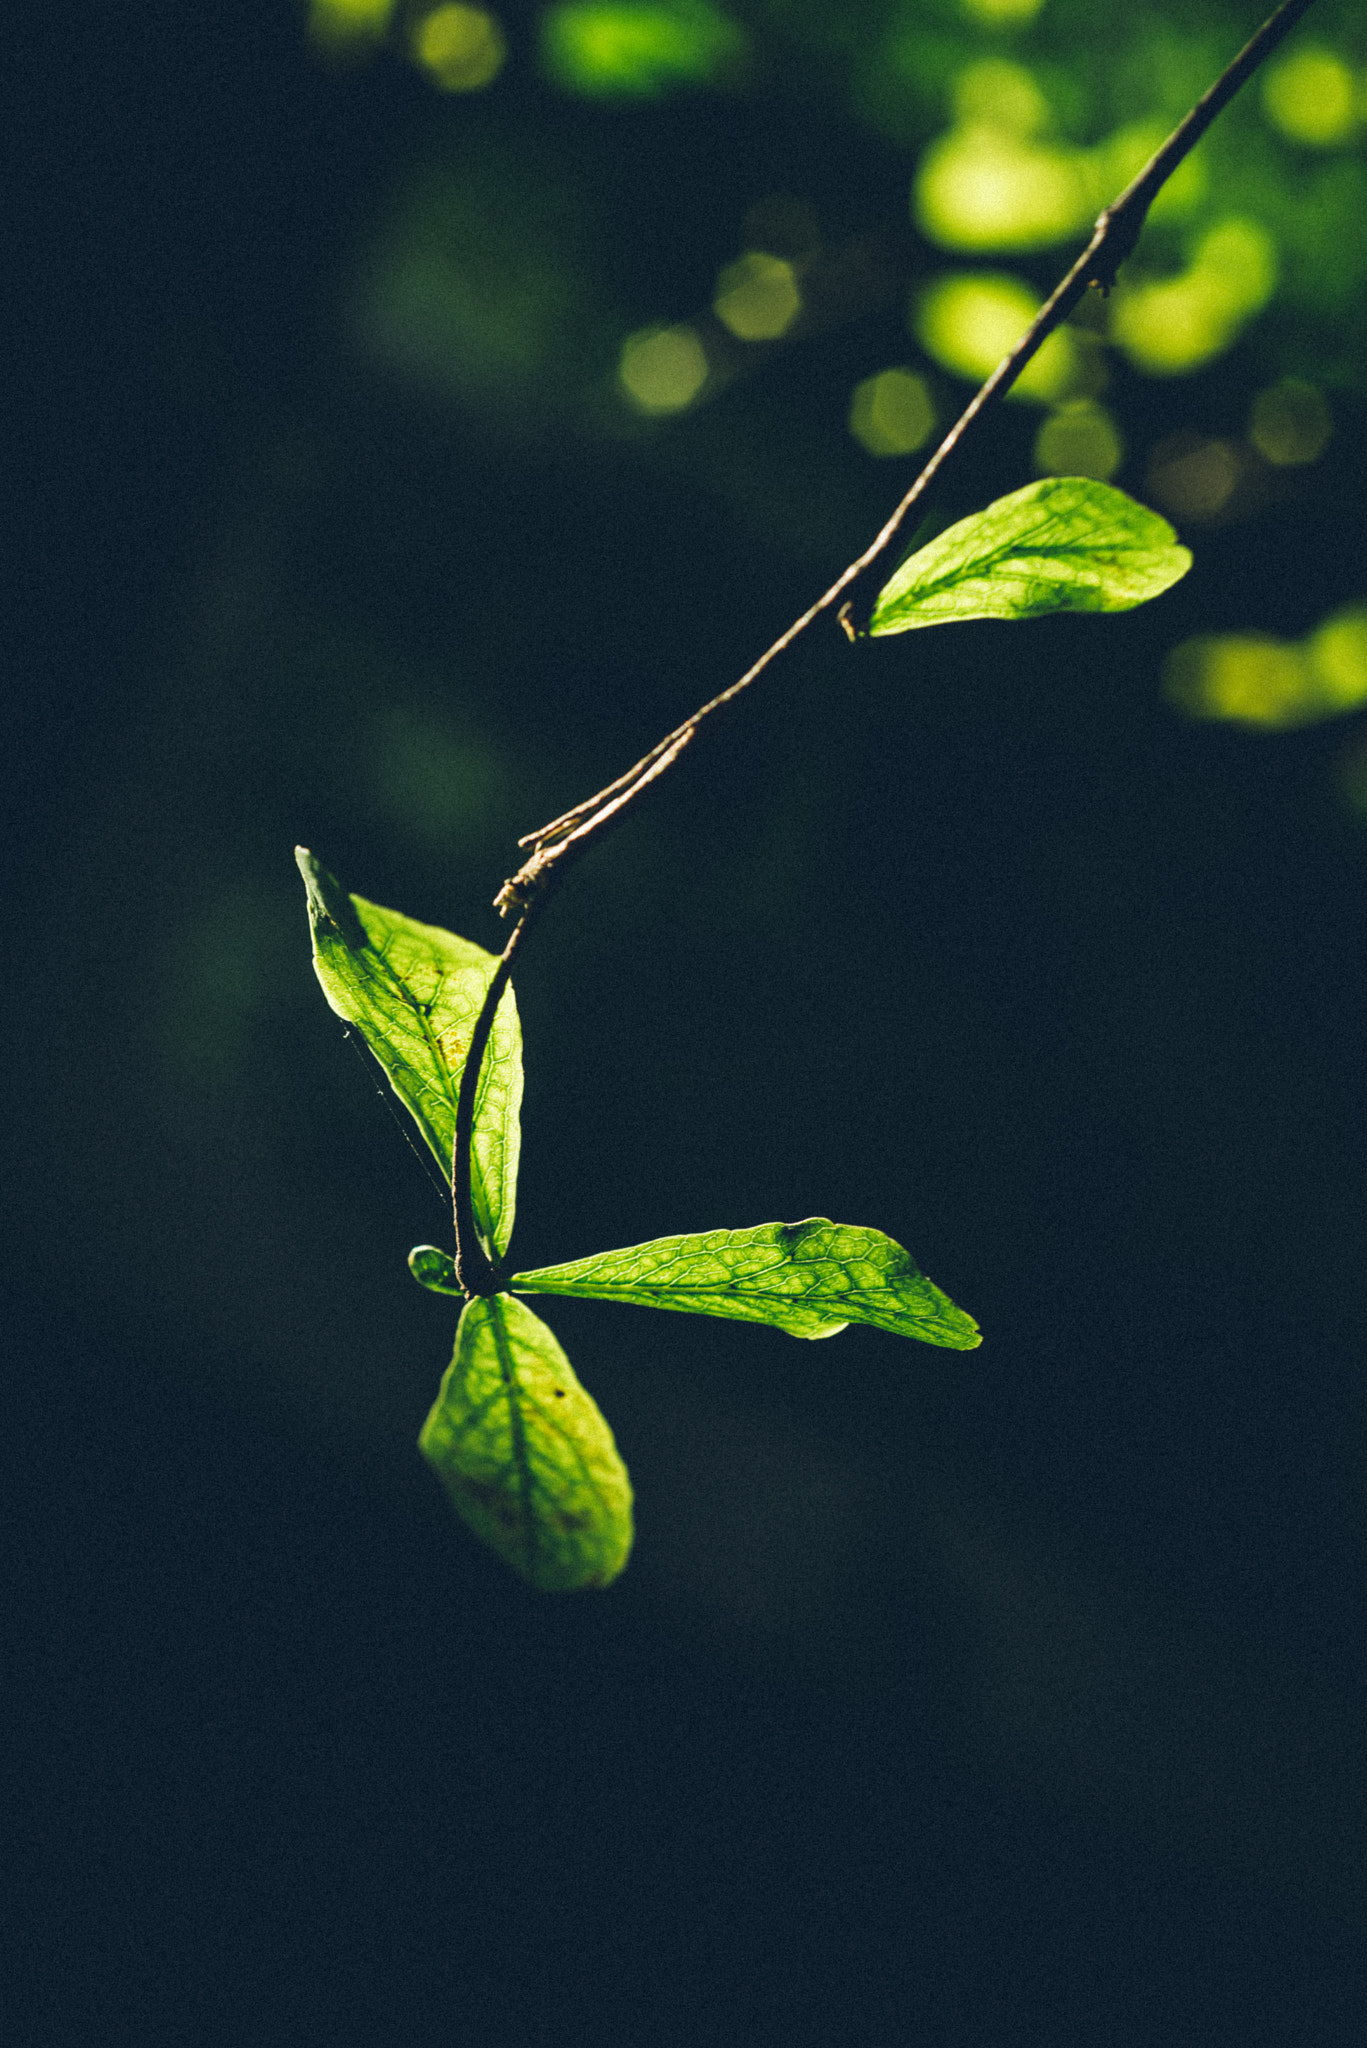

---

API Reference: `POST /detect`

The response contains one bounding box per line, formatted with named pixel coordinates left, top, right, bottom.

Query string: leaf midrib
left=901, top=531, right=1159, bottom=606
left=370, top=928, right=461, bottom=1129
left=488, top=1299, right=538, bottom=1581
left=515, top=1274, right=894, bottom=1313
left=364, top=923, right=503, bottom=1238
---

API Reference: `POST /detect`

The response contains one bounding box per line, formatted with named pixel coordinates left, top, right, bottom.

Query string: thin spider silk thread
left=341, top=1026, right=449, bottom=1208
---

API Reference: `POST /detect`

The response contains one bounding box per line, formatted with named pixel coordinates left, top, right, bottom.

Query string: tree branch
left=450, top=0, right=1319, bottom=1292
left=493, top=0, right=1317, bottom=920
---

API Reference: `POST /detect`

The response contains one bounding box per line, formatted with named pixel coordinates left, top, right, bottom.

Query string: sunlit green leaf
left=296, top=849, right=521, bottom=1256
left=512, top=1218, right=980, bottom=1348
left=419, top=1293, right=634, bottom=1591
left=869, top=478, right=1191, bottom=636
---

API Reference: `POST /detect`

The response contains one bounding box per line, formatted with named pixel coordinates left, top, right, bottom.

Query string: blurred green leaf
left=419, top=1293, right=634, bottom=1591
left=540, top=0, right=747, bottom=98
left=296, top=849, right=521, bottom=1256
left=1164, top=605, right=1367, bottom=731
left=869, top=479, right=1191, bottom=636
left=513, top=1218, right=981, bottom=1348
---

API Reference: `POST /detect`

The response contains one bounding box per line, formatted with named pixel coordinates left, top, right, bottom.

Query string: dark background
left=5, top=1, right=1367, bottom=2041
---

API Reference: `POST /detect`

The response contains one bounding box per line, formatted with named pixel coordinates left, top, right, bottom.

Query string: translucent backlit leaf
left=419, top=1293, right=633, bottom=1590
left=869, top=478, right=1191, bottom=637
left=296, top=849, right=521, bottom=1256
left=512, top=1218, right=980, bottom=1349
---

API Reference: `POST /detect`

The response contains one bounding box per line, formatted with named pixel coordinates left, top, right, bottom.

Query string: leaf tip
left=295, top=846, right=366, bottom=950
left=921, top=1288, right=982, bottom=1352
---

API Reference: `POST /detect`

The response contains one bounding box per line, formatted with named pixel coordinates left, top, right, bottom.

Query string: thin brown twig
left=492, top=0, right=1316, bottom=920
left=451, top=0, right=1319, bottom=1292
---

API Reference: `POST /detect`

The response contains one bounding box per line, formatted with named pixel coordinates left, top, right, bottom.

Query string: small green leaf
left=409, top=1244, right=461, bottom=1294
left=419, top=1293, right=633, bottom=1591
left=296, top=849, right=521, bottom=1257
left=512, top=1218, right=980, bottom=1349
left=869, top=477, right=1191, bottom=636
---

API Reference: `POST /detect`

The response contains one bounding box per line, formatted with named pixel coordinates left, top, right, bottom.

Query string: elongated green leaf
left=297, top=848, right=521, bottom=1257
left=512, top=1218, right=980, bottom=1349
left=419, top=1293, right=633, bottom=1591
left=869, top=478, right=1191, bottom=636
